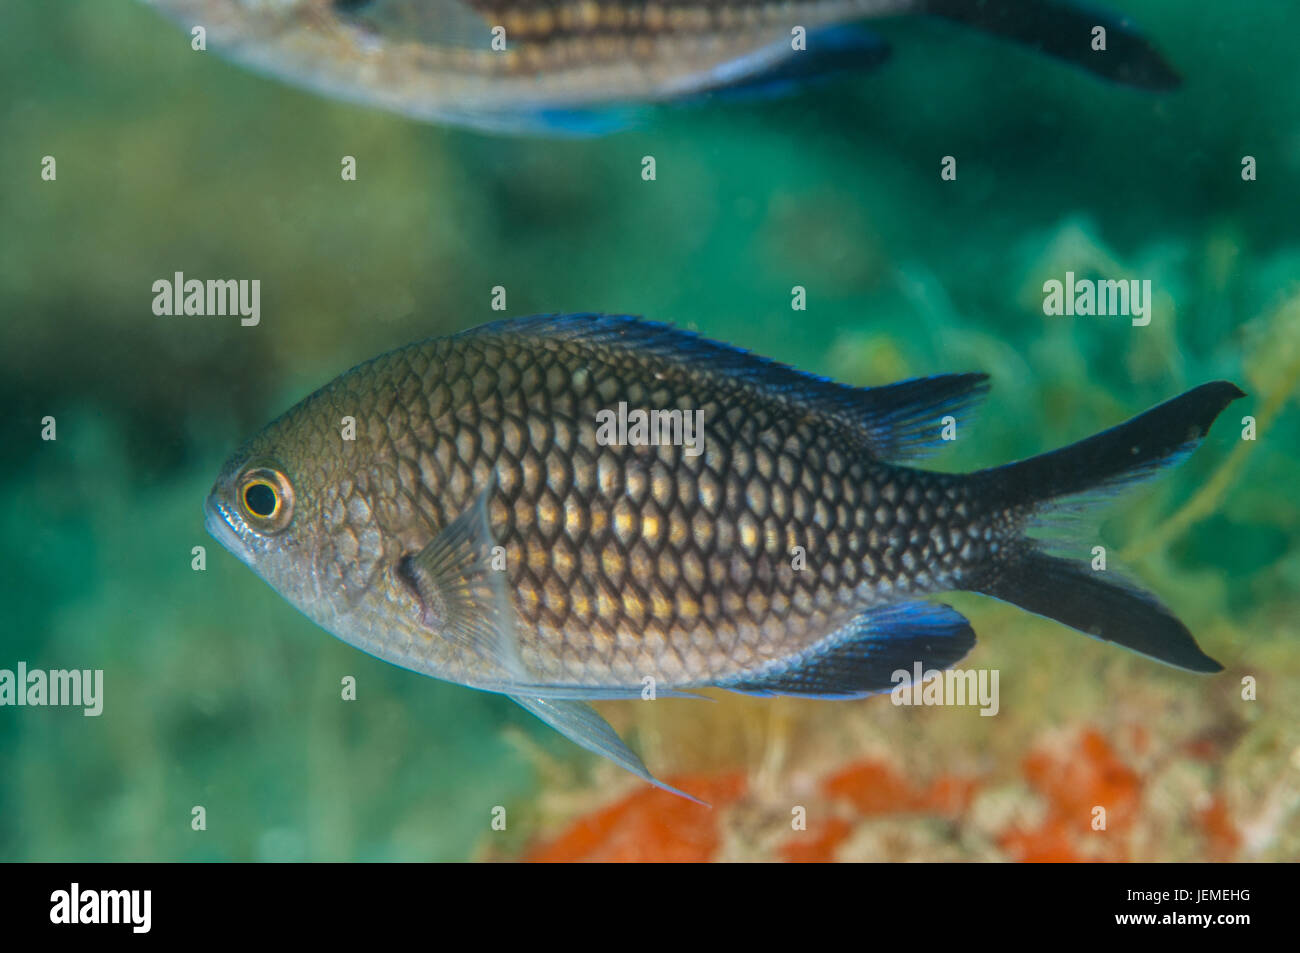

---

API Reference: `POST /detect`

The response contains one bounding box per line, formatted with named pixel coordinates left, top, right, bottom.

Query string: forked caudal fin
left=968, top=381, right=1246, bottom=672
left=970, top=381, right=1245, bottom=509
left=924, top=0, right=1183, bottom=90
left=975, top=549, right=1224, bottom=672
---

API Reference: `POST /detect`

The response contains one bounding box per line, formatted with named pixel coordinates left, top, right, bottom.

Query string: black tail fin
left=924, top=0, right=1182, bottom=90
left=977, top=549, right=1223, bottom=672
left=974, top=381, right=1244, bottom=509
left=969, top=381, right=1245, bottom=672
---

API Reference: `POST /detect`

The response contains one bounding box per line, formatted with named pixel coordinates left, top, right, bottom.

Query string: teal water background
left=1, top=0, right=1297, bottom=860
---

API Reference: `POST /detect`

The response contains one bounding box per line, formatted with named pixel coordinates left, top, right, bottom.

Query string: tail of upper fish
left=966, top=382, right=1245, bottom=672
left=924, top=0, right=1182, bottom=90
left=658, top=0, right=1181, bottom=114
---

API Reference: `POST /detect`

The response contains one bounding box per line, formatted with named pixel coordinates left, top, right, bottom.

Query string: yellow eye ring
left=237, top=467, right=294, bottom=533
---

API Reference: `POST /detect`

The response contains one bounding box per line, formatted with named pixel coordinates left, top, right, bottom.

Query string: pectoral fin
left=511, top=695, right=708, bottom=806
left=398, top=482, right=705, bottom=700
left=397, top=479, right=528, bottom=681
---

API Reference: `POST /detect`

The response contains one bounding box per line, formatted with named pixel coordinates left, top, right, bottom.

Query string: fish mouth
left=204, top=493, right=255, bottom=569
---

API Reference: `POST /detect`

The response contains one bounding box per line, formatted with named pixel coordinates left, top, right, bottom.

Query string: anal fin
left=714, top=601, right=976, bottom=698
left=691, top=25, right=892, bottom=102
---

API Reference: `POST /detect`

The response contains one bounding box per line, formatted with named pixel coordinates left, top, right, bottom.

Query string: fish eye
left=237, top=467, right=294, bottom=533
left=244, top=482, right=278, bottom=517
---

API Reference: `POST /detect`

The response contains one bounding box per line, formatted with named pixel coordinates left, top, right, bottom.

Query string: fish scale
left=208, top=314, right=1239, bottom=797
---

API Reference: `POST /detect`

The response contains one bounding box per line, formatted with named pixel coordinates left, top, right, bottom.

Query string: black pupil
left=244, top=482, right=278, bottom=518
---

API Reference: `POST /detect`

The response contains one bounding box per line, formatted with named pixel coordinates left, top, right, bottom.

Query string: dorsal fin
left=334, top=0, right=493, bottom=49
left=465, top=314, right=988, bottom=461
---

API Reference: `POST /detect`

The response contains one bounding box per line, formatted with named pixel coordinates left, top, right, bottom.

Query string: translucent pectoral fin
left=397, top=479, right=529, bottom=681
left=398, top=482, right=710, bottom=700
left=510, top=694, right=709, bottom=806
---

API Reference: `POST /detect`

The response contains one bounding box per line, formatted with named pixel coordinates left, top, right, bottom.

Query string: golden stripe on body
left=483, top=2, right=814, bottom=40
left=320, top=0, right=891, bottom=94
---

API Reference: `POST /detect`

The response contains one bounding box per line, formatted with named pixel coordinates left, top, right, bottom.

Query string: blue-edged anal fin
left=445, top=105, right=647, bottom=138
left=511, top=695, right=709, bottom=806
left=685, top=25, right=892, bottom=104
left=714, top=601, right=976, bottom=698
left=464, top=23, right=890, bottom=136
